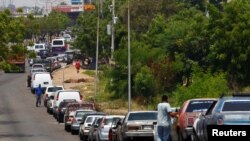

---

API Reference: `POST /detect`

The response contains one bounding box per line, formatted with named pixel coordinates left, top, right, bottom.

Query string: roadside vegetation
left=1, top=0, right=250, bottom=110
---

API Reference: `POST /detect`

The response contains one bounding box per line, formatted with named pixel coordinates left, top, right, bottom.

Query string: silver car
left=119, top=111, right=157, bottom=141
left=192, top=95, right=250, bottom=141
left=88, top=117, right=103, bottom=141
left=79, top=112, right=105, bottom=141
left=71, top=109, right=94, bottom=134
left=95, top=115, right=125, bottom=141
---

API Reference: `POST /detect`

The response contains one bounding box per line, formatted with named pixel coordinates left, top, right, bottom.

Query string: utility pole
left=128, top=0, right=131, bottom=112
left=111, top=0, right=115, bottom=60
left=94, top=0, right=100, bottom=103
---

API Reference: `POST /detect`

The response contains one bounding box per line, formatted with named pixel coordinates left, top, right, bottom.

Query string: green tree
left=207, top=0, right=250, bottom=88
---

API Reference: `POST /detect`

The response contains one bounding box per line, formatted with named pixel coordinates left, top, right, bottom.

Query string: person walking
left=75, top=59, right=81, bottom=73
left=35, top=84, right=43, bottom=107
left=157, top=95, right=179, bottom=141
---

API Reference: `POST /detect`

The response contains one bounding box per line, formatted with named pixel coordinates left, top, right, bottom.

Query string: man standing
left=35, top=84, right=43, bottom=107
left=75, top=59, right=81, bottom=73
left=157, top=95, right=178, bottom=141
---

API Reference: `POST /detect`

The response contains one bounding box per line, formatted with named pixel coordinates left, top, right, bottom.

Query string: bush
left=172, top=67, right=229, bottom=106
left=134, top=66, right=156, bottom=98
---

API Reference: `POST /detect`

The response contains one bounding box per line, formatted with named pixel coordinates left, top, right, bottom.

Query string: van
left=53, top=90, right=82, bottom=109
left=31, top=72, right=53, bottom=93
left=33, top=43, right=46, bottom=53
left=51, top=38, right=67, bottom=56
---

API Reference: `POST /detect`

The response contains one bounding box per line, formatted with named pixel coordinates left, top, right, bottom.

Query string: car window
left=205, top=101, right=217, bottom=115
left=222, top=100, right=250, bottom=111
left=128, top=112, right=157, bottom=121
left=86, top=117, right=94, bottom=123
left=103, top=118, right=113, bottom=126
left=76, top=111, right=86, bottom=118
left=48, top=87, right=63, bottom=92
left=186, top=100, right=215, bottom=112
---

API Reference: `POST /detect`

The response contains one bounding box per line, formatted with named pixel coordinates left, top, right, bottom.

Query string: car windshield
left=86, top=117, right=94, bottom=123
left=103, top=118, right=113, bottom=126
left=48, top=87, right=63, bottom=92
left=186, top=100, right=215, bottom=112
left=31, top=69, right=44, bottom=73
left=222, top=100, right=250, bottom=111
left=76, top=111, right=86, bottom=118
left=128, top=112, right=157, bottom=121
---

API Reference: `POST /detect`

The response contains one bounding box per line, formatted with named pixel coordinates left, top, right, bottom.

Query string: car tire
left=65, top=125, right=70, bottom=132
left=177, top=130, right=184, bottom=141
left=191, top=129, right=199, bottom=141
left=79, top=134, right=83, bottom=141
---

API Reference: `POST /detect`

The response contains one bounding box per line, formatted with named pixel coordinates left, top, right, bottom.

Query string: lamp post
left=127, top=0, right=131, bottom=112
left=94, top=0, right=100, bottom=102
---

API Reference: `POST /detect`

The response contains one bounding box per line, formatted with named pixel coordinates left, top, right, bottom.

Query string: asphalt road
left=0, top=70, right=79, bottom=141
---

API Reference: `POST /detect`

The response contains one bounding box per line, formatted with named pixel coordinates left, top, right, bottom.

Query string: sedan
left=119, top=111, right=158, bottom=141
left=192, top=94, right=250, bottom=141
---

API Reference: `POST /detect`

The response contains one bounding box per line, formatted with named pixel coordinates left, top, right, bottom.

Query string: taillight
left=80, top=95, right=83, bottom=100
left=217, top=119, right=223, bottom=125
left=102, top=119, right=105, bottom=128
left=72, top=118, right=77, bottom=123
left=68, top=116, right=74, bottom=122
left=56, top=95, right=59, bottom=100
left=108, top=129, right=112, bottom=141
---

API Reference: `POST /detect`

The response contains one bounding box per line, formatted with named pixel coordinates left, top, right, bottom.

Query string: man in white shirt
left=157, top=95, right=178, bottom=141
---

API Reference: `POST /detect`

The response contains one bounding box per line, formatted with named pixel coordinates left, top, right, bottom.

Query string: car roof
left=219, top=96, right=250, bottom=101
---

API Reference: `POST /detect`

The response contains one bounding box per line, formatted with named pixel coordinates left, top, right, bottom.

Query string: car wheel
left=177, top=130, right=184, bottom=141
left=65, top=125, right=70, bottom=132
left=191, top=129, right=199, bottom=141
left=79, top=133, right=83, bottom=141
left=71, top=130, right=76, bottom=135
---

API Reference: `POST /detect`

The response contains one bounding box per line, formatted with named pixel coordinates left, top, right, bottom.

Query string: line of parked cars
left=27, top=61, right=250, bottom=141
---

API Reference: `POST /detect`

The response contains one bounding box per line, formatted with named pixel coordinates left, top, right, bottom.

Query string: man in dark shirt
left=35, top=84, right=43, bottom=107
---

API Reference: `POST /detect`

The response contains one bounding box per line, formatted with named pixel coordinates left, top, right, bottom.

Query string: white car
left=44, top=85, right=64, bottom=107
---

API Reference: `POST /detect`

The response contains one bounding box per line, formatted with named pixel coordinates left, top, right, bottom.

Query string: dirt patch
left=51, top=64, right=95, bottom=90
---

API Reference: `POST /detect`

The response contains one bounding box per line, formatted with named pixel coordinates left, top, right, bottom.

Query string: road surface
left=0, top=71, right=79, bottom=141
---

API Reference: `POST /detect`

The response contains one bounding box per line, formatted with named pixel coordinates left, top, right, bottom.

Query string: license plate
left=44, top=82, right=48, bottom=84
left=143, top=125, right=153, bottom=130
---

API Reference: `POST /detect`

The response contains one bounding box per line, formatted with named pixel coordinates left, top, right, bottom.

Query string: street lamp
left=127, top=0, right=131, bottom=112
left=94, top=0, right=100, bottom=102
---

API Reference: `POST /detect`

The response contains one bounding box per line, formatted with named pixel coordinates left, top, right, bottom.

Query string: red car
left=175, top=98, right=217, bottom=141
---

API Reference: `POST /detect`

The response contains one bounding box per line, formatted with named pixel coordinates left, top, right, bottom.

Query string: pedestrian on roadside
left=27, top=75, right=31, bottom=87
left=35, top=84, right=43, bottom=107
left=157, top=95, right=179, bottom=141
left=75, top=59, right=81, bottom=73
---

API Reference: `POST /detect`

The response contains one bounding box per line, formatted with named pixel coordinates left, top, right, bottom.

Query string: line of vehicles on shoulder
left=27, top=58, right=250, bottom=141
